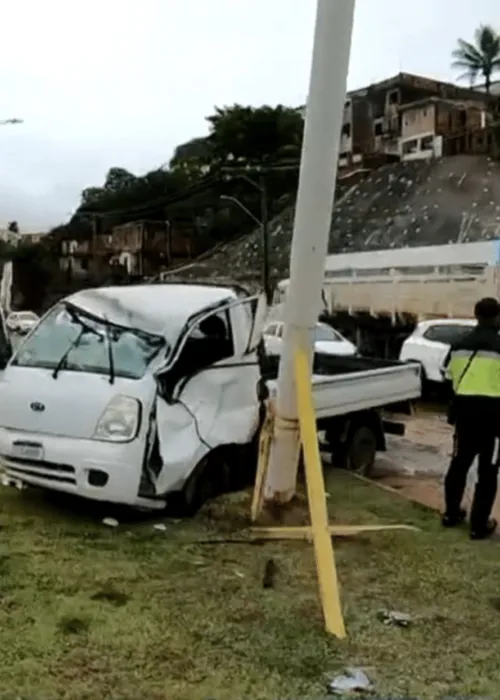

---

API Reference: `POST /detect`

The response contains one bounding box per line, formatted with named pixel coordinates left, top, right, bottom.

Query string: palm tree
left=452, top=24, right=500, bottom=94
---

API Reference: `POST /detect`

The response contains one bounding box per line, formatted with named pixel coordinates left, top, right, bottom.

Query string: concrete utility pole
left=264, top=0, right=356, bottom=504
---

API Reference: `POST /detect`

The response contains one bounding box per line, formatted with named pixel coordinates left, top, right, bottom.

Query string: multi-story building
left=399, top=96, right=488, bottom=161
left=300, top=72, right=493, bottom=168
left=59, top=219, right=206, bottom=279
left=340, top=72, right=490, bottom=166
left=22, top=231, right=49, bottom=245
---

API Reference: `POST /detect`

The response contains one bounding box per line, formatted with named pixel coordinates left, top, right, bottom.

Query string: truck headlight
left=93, top=395, right=141, bottom=442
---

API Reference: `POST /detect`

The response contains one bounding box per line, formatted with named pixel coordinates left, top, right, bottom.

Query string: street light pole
left=259, top=174, right=271, bottom=304
left=264, top=0, right=356, bottom=504
left=221, top=169, right=272, bottom=304
left=220, top=195, right=262, bottom=227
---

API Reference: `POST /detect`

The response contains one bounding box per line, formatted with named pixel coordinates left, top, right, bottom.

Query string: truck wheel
left=342, top=425, right=377, bottom=477
left=168, top=452, right=228, bottom=518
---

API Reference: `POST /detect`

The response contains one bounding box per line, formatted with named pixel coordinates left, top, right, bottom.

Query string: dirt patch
left=374, top=405, right=500, bottom=523
left=373, top=472, right=443, bottom=512
left=373, top=459, right=500, bottom=526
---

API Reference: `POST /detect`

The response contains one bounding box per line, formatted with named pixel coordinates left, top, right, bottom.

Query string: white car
left=6, top=311, right=39, bottom=335
left=263, top=321, right=357, bottom=357
left=399, top=318, right=476, bottom=386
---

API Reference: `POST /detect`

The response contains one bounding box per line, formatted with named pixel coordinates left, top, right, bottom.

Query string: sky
left=0, top=0, right=498, bottom=231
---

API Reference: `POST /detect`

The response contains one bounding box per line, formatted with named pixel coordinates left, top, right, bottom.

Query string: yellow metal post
left=251, top=402, right=274, bottom=523
left=293, top=330, right=345, bottom=638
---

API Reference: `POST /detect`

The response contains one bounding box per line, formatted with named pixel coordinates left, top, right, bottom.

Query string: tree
left=206, top=104, right=303, bottom=165
left=170, top=137, right=213, bottom=177
left=103, top=167, right=137, bottom=194
left=11, top=242, right=53, bottom=311
left=68, top=103, right=303, bottom=252
left=7, top=221, right=19, bottom=234
left=452, top=24, right=500, bottom=93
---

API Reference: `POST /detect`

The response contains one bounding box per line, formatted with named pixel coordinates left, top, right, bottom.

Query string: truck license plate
left=12, top=443, right=44, bottom=461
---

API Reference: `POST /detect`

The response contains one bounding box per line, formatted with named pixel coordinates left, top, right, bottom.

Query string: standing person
left=442, top=297, right=500, bottom=540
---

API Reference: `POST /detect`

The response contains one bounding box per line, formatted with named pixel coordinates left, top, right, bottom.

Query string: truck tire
left=168, top=452, right=229, bottom=518
left=339, top=424, right=378, bottom=477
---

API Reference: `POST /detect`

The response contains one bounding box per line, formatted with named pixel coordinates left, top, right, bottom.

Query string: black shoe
left=441, top=508, right=466, bottom=528
left=470, top=518, right=498, bottom=540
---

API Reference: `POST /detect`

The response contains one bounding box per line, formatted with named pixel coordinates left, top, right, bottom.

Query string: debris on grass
left=102, top=517, right=119, bottom=528
left=262, top=558, right=277, bottom=589
left=90, top=583, right=129, bottom=607
left=153, top=523, right=168, bottom=532
left=57, top=615, right=90, bottom=635
left=377, top=609, right=413, bottom=627
left=327, top=667, right=373, bottom=694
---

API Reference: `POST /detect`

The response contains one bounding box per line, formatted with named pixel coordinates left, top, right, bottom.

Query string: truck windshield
left=11, top=303, right=166, bottom=379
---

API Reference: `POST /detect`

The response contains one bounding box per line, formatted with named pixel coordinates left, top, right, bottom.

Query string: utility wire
left=77, top=172, right=221, bottom=220
left=71, top=160, right=301, bottom=223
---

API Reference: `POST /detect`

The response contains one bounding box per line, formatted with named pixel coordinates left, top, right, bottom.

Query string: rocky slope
left=164, top=155, right=500, bottom=288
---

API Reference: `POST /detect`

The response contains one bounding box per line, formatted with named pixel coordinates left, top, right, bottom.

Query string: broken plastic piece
left=328, top=667, right=373, bottom=694
left=153, top=523, right=167, bottom=532
left=102, top=517, right=119, bottom=528
left=377, top=609, right=412, bottom=626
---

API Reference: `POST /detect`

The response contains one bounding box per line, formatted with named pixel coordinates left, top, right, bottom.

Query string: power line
left=76, top=172, right=221, bottom=220
left=71, top=159, right=301, bottom=223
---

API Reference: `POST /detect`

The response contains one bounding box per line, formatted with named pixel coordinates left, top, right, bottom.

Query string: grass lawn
left=1, top=470, right=499, bottom=700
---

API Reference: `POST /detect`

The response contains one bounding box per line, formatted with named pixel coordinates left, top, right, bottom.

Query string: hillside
left=164, top=155, right=500, bottom=287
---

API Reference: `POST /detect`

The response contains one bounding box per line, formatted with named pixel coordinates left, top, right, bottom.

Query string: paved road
left=381, top=411, right=452, bottom=477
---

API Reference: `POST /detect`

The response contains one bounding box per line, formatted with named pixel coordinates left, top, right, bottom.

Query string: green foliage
left=452, top=24, right=500, bottom=92
left=11, top=241, right=55, bottom=312
left=206, top=104, right=303, bottom=165
left=56, top=103, right=304, bottom=247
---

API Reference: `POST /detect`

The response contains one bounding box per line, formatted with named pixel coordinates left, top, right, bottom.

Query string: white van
left=0, top=283, right=266, bottom=514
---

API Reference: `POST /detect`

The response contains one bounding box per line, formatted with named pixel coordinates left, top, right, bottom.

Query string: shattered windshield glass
left=12, top=303, right=166, bottom=379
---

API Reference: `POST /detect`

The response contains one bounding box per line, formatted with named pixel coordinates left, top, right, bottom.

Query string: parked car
left=399, top=318, right=476, bottom=388
left=6, top=311, right=40, bottom=335
left=263, top=321, right=357, bottom=357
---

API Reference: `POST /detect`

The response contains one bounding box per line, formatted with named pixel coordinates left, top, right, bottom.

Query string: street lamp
left=220, top=172, right=271, bottom=303
left=220, top=194, right=262, bottom=227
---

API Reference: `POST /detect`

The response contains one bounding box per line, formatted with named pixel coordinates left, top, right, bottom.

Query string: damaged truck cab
left=0, top=283, right=266, bottom=512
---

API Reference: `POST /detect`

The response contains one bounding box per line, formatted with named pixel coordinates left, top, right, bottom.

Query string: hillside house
left=399, top=96, right=489, bottom=161
left=59, top=239, right=91, bottom=276
left=339, top=73, right=490, bottom=167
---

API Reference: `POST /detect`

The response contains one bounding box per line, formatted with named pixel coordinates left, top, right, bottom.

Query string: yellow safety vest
left=448, top=348, right=500, bottom=398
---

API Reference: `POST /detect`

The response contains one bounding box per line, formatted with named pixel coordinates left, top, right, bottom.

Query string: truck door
left=153, top=295, right=264, bottom=495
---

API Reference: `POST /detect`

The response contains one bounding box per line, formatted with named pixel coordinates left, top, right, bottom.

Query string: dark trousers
left=444, top=416, right=499, bottom=531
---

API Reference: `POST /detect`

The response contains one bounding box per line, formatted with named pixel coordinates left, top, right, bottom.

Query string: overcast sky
left=1, top=0, right=497, bottom=231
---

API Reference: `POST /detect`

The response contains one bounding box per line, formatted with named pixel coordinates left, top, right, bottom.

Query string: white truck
left=0, top=282, right=421, bottom=514
left=274, top=240, right=498, bottom=359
